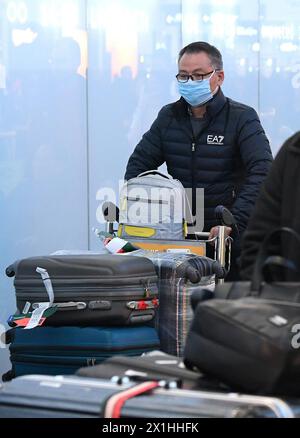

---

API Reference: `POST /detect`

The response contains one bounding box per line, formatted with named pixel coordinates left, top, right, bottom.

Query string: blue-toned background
left=1, top=0, right=300, bottom=373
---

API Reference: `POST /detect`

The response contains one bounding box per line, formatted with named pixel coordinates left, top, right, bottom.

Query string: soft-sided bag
left=184, top=297, right=300, bottom=396
left=118, top=170, right=188, bottom=241
left=184, top=228, right=300, bottom=396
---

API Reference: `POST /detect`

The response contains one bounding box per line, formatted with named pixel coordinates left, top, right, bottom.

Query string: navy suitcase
left=2, top=326, right=160, bottom=381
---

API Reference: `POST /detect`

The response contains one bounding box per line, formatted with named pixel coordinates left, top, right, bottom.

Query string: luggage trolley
left=102, top=202, right=233, bottom=284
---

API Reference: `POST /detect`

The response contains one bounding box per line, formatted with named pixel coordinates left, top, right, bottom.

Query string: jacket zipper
left=191, top=139, right=196, bottom=219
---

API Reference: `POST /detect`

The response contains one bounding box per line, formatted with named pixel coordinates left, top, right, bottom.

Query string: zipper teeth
left=16, top=284, right=156, bottom=291
left=16, top=288, right=158, bottom=299
left=16, top=283, right=158, bottom=293
left=191, top=139, right=196, bottom=215
left=11, top=356, right=118, bottom=364
left=255, top=298, right=300, bottom=308
left=10, top=344, right=159, bottom=356
left=15, top=276, right=157, bottom=285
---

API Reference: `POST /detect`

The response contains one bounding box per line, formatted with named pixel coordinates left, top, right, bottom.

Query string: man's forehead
left=179, top=52, right=212, bottom=71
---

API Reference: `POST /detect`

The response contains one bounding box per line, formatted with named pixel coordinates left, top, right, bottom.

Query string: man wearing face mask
left=125, top=42, right=273, bottom=279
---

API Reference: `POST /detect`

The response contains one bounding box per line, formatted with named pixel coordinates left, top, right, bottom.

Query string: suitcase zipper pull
left=87, top=358, right=96, bottom=367
left=141, top=279, right=151, bottom=298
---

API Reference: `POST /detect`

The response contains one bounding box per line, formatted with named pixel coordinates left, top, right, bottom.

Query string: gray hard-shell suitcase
left=6, top=255, right=159, bottom=326
left=0, top=374, right=297, bottom=418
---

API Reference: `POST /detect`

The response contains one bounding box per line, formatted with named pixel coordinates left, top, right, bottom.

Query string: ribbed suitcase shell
left=7, top=254, right=158, bottom=326
left=3, top=326, right=160, bottom=380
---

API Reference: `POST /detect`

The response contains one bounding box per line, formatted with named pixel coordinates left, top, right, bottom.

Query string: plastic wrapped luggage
left=2, top=326, right=160, bottom=381
left=0, top=374, right=296, bottom=418
left=5, top=254, right=159, bottom=327
left=129, top=250, right=225, bottom=356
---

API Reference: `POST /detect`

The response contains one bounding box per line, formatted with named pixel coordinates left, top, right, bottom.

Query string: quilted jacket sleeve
left=231, top=107, right=273, bottom=232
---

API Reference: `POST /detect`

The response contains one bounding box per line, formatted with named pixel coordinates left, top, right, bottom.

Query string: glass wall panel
left=87, top=0, right=182, bottom=247
left=182, top=0, right=260, bottom=110
left=0, top=0, right=88, bottom=373
left=259, top=0, right=300, bottom=154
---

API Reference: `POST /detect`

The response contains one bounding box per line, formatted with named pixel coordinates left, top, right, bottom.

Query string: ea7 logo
left=207, top=135, right=224, bottom=145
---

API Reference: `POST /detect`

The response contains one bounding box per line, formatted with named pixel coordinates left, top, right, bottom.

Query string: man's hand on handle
left=208, top=226, right=232, bottom=244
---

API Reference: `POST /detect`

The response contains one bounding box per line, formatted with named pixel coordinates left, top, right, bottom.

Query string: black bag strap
left=262, top=255, right=299, bottom=283
left=251, top=227, right=300, bottom=293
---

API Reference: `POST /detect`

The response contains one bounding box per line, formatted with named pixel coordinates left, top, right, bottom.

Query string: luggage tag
left=11, top=317, right=47, bottom=328
left=105, top=237, right=126, bottom=254
left=7, top=307, right=57, bottom=328
left=23, top=267, right=55, bottom=330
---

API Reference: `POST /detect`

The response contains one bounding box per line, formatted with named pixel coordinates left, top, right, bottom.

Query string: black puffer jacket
left=125, top=89, right=273, bottom=232
left=241, top=132, right=300, bottom=280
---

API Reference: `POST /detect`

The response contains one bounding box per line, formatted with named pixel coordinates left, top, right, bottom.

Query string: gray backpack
left=118, top=171, right=187, bottom=240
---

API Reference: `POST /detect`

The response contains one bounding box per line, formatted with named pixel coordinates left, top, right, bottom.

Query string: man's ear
left=217, top=70, right=225, bottom=86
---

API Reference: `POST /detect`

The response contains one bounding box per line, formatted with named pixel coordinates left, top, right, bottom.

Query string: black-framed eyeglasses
left=176, top=70, right=215, bottom=83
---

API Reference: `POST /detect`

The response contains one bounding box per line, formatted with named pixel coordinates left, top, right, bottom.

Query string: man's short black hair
left=178, top=42, right=223, bottom=70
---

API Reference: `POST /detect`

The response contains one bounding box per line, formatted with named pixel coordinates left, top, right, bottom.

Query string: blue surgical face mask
left=178, top=71, right=216, bottom=107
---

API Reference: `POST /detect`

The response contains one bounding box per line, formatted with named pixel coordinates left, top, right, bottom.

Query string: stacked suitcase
left=0, top=372, right=297, bottom=418
left=3, top=246, right=227, bottom=381
left=3, top=254, right=161, bottom=380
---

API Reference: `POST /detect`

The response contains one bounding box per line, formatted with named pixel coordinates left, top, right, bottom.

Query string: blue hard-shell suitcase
left=2, top=325, right=160, bottom=381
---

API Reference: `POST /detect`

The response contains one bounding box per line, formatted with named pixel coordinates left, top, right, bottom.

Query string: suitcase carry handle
left=137, top=170, right=172, bottom=180
left=32, top=302, right=87, bottom=311
left=2, top=369, right=15, bottom=382
left=3, top=329, right=14, bottom=345
left=251, top=227, right=300, bottom=292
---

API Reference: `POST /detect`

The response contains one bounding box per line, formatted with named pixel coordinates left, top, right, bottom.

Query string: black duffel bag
left=184, top=296, right=300, bottom=395
left=184, top=228, right=300, bottom=396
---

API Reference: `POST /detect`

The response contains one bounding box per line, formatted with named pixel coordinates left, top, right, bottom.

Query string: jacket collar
left=172, top=87, right=227, bottom=121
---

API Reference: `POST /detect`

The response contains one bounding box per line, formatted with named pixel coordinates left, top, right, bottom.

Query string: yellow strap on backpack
left=118, top=224, right=156, bottom=238
left=183, top=220, right=188, bottom=238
